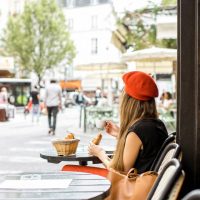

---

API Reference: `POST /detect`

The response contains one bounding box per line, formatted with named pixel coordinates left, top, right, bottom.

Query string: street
left=0, top=107, right=116, bottom=174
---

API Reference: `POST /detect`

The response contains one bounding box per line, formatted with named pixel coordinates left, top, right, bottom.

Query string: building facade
left=58, top=0, right=126, bottom=90
left=0, top=0, right=25, bottom=77
left=0, top=0, right=126, bottom=94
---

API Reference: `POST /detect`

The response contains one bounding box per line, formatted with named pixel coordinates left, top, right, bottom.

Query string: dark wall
left=177, top=0, right=200, bottom=194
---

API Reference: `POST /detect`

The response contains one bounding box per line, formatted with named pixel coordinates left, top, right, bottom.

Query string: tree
left=117, top=1, right=160, bottom=50
left=161, top=0, right=177, bottom=6
left=1, top=0, right=75, bottom=83
left=117, top=1, right=177, bottom=50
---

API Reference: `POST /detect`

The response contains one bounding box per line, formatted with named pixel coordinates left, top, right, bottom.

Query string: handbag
left=105, top=168, right=158, bottom=200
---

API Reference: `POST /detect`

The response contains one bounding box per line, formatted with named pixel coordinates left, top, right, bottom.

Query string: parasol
left=122, top=47, right=177, bottom=62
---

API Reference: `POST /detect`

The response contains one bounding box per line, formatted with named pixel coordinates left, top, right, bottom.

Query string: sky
left=113, top=0, right=162, bottom=13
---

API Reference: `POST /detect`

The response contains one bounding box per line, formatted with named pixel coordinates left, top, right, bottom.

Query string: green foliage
left=161, top=0, right=177, bottom=6
left=1, top=0, right=75, bottom=80
left=117, top=1, right=177, bottom=50
left=120, top=2, right=160, bottom=50
left=159, top=38, right=177, bottom=49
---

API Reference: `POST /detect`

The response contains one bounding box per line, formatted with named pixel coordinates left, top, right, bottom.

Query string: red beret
left=122, top=71, right=158, bottom=101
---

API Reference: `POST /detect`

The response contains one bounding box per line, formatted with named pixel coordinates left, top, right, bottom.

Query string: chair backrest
left=147, top=159, right=183, bottom=200
left=166, top=170, right=185, bottom=200
left=153, top=142, right=181, bottom=174
left=168, top=131, right=176, bottom=139
left=150, top=134, right=176, bottom=171
left=182, top=189, right=200, bottom=200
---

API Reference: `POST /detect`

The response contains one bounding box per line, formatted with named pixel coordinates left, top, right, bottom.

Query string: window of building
left=14, top=0, right=20, bottom=14
left=75, top=0, right=90, bottom=7
left=68, top=18, right=74, bottom=30
left=91, top=0, right=98, bottom=5
left=91, top=15, right=98, bottom=29
left=58, top=0, right=66, bottom=7
left=66, top=0, right=74, bottom=7
left=91, top=38, right=98, bottom=54
left=57, top=0, right=74, bottom=8
left=99, top=0, right=109, bottom=4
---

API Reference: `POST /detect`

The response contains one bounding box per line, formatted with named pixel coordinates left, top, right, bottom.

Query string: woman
left=0, top=87, right=8, bottom=104
left=88, top=71, right=168, bottom=174
left=162, top=91, right=174, bottom=109
left=30, top=85, right=40, bottom=123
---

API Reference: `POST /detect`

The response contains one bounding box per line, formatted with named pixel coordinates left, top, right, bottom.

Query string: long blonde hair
left=110, top=91, right=158, bottom=172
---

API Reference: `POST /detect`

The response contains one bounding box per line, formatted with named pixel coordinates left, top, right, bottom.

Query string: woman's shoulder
left=128, top=118, right=168, bottom=142
left=131, top=118, right=163, bottom=126
left=128, top=118, right=166, bottom=133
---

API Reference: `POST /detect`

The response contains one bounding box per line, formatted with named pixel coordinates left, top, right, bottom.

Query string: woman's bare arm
left=88, top=142, right=111, bottom=168
left=123, top=132, right=142, bottom=173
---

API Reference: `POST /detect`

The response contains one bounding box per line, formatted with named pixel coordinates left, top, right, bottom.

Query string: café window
left=91, top=15, right=98, bottom=29
left=91, top=38, right=98, bottom=54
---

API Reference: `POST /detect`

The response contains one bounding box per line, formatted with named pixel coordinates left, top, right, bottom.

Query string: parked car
left=64, top=92, right=77, bottom=108
left=64, top=97, right=76, bottom=108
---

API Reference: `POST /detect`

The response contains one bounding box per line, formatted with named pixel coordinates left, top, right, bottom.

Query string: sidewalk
left=1, top=106, right=116, bottom=142
left=0, top=106, right=116, bottom=173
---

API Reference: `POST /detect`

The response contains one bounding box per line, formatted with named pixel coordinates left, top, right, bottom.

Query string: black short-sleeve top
left=127, top=118, right=168, bottom=174
left=31, top=91, right=39, bottom=105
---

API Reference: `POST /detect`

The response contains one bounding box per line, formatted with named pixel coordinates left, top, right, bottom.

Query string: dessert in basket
left=65, top=133, right=75, bottom=139
left=52, top=133, right=79, bottom=156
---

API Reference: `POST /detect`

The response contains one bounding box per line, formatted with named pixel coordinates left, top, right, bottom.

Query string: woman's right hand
left=105, top=121, right=119, bottom=138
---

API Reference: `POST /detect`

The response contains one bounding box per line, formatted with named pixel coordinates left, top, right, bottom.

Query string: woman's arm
left=123, top=132, right=142, bottom=173
left=105, top=121, right=120, bottom=138
left=88, top=142, right=111, bottom=168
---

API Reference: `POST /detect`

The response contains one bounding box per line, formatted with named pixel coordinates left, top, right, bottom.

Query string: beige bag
left=105, top=168, right=157, bottom=200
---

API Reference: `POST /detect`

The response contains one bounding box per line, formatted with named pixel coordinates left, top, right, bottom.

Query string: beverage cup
left=95, top=119, right=106, bottom=129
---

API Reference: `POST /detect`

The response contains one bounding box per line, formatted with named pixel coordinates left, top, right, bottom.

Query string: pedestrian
left=162, top=91, right=174, bottom=109
left=44, top=79, right=62, bottom=135
left=75, top=89, right=86, bottom=106
left=0, top=87, right=8, bottom=104
left=30, top=85, right=40, bottom=123
left=0, top=87, right=16, bottom=119
left=88, top=71, right=168, bottom=174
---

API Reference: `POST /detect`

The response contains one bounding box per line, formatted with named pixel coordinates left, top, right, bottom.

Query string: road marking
left=0, top=170, right=23, bottom=174
left=9, top=147, right=48, bottom=152
left=9, top=156, right=45, bottom=163
left=28, top=141, right=51, bottom=145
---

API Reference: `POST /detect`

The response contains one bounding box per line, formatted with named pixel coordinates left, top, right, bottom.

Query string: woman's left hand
left=88, top=142, right=105, bottom=157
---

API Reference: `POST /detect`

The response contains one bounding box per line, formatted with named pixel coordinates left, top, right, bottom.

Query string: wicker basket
left=52, top=139, right=80, bottom=156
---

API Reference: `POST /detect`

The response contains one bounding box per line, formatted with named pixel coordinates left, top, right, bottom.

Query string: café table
left=0, top=171, right=110, bottom=200
left=40, top=145, right=114, bottom=166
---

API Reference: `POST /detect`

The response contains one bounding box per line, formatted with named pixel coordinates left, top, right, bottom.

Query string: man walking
left=44, top=79, right=62, bottom=135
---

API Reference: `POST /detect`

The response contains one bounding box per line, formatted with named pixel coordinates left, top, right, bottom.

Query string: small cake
left=65, top=133, right=75, bottom=139
left=92, top=133, right=102, bottom=145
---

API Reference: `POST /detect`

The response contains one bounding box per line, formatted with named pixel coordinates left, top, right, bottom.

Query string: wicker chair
left=147, top=159, right=185, bottom=200
left=150, top=133, right=176, bottom=171
left=152, top=143, right=182, bottom=174
left=167, top=170, right=185, bottom=200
